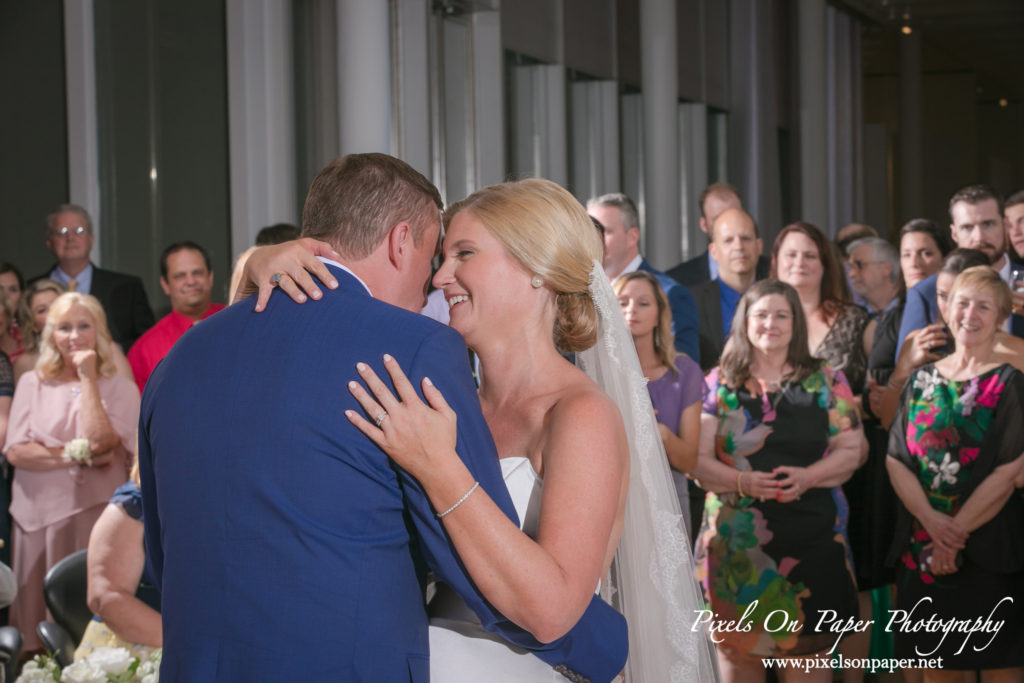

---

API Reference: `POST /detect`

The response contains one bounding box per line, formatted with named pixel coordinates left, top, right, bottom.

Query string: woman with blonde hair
left=241, top=177, right=718, bottom=681
left=614, top=270, right=703, bottom=531
left=3, top=292, right=139, bottom=651
left=13, top=279, right=64, bottom=383
left=14, top=280, right=133, bottom=385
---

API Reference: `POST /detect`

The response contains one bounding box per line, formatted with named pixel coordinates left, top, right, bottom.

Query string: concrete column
left=64, top=0, right=102, bottom=261
left=799, top=0, right=829, bottom=228
left=337, top=0, right=391, bottom=154
left=727, top=0, right=782, bottom=241
left=569, top=80, right=620, bottom=202
left=470, top=10, right=504, bottom=189
left=679, top=103, right=708, bottom=260
left=899, top=31, right=923, bottom=220
left=639, top=0, right=680, bottom=268
left=393, top=0, right=431, bottom=177
left=226, top=0, right=297, bottom=255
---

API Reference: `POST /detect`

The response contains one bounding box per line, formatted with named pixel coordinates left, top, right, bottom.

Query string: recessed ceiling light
left=999, top=98, right=1008, bottom=107
left=901, top=25, right=912, bottom=35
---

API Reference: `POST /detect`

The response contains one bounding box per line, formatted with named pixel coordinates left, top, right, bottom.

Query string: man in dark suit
left=139, top=154, right=626, bottom=681
left=35, top=204, right=154, bottom=350
left=588, top=192, right=700, bottom=362
left=666, top=182, right=770, bottom=287
left=689, top=208, right=763, bottom=372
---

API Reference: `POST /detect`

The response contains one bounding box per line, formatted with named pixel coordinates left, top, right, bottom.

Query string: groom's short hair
left=301, top=153, right=443, bottom=260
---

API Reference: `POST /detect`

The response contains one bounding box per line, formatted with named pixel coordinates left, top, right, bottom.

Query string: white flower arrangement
left=62, top=438, right=93, bottom=466
left=15, top=648, right=161, bottom=683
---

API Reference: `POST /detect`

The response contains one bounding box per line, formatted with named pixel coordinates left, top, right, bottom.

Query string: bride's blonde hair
left=444, top=178, right=602, bottom=353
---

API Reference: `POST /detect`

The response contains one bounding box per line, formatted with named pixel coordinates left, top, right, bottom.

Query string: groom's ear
left=386, top=221, right=413, bottom=269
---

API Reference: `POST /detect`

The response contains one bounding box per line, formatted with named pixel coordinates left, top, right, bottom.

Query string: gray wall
left=0, top=0, right=69, bottom=280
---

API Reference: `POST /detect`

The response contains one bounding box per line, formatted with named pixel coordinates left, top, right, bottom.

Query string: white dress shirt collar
left=317, top=257, right=372, bottom=296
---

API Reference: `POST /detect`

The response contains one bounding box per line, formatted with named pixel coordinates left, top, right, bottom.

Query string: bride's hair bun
left=444, top=178, right=602, bottom=353
left=554, top=290, right=598, bottom=353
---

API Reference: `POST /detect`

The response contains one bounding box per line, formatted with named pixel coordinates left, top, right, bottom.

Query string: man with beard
left=897, top=185, right=1024, bottom=356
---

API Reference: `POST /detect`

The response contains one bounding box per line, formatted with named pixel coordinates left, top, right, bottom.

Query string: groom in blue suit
left=138, top=154, right=627, bottom=681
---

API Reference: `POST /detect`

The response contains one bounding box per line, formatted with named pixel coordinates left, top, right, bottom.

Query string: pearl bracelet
left=437, top=481, right=480, bottom=519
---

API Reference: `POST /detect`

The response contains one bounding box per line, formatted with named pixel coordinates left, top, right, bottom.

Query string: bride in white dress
left=344, top=179, right=719, bottom=682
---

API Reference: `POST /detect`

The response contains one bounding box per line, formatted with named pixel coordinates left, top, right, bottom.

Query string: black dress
left=697, top=365, right=860, bottom=656
left=815, top=304, right=896, bottom=589
left=888, top=363, right=1024, bottom=669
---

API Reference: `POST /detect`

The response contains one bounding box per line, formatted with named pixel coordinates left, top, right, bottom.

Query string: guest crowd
left=2, top=180, right=1023, bottom=682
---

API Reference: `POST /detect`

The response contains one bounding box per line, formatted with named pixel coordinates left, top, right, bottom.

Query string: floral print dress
left=887, top=363, right=1024, bottom=669
left=696, top=364, right=860, bottom=657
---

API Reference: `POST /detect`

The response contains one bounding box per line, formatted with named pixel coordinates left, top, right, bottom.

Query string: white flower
left=927, top=452, right=960, bottom=490
left=14, top=661, right=59, bottom=683
left=141, top=675, right=158, bottom=683
left=912, top=368, right=947, bottom=401
left=63, top=437, right=93, bottom=465
left=59, top=660, right=108, bottom=683
left=85, top=646, right=134, bottom=675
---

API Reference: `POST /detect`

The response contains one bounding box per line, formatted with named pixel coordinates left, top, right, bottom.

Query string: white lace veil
left=577, top=260, right=720, bottom=682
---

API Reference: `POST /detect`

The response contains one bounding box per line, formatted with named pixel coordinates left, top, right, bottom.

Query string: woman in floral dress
left=694, top=279, right=866, bottom=682
left=887, top=266, right=1024, bottom=680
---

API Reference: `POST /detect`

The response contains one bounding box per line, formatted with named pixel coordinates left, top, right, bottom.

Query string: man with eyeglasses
left=32, top=203, right=154, bottom=350
left=844, top=237, right=902, bottom=319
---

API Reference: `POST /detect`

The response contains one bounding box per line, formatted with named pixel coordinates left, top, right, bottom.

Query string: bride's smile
left=433, top=210, right=549, bottom=350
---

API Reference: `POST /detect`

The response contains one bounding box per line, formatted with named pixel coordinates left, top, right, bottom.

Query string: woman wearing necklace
left=3, top=292, right=139, bottom=652
left=614, top=270, right=703, bottom=532
left=887, top=267, right=1024, bottom=680
left=693, top=279, right=866, bottom=682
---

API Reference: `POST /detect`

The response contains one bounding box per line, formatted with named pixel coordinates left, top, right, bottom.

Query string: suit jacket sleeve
left=138, top=385, right=164, bottom=592
left=93, top=269, right=156, bottom=351
left=895, top=282, right=933, bottom=359
left=666, top=283, right=700, bottom=363
left=398, top=326, right=628, bottom=680
left=126, top=277, right=156, bottom=350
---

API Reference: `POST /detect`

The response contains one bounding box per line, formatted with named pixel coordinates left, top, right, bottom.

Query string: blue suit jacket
left=638, top=258, right=700, bottom=364
left=895, top=274, right=939, bottom=359
left=896, top=269, right=1024, bottom=359
left=138, top=267, right=627, bottom=682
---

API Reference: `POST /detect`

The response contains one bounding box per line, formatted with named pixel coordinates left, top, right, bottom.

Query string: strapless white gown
left=428, top=456, right=563, bottom=682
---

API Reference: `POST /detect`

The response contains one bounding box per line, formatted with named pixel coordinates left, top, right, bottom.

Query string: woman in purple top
left=615, top=271, right=704, bottom=531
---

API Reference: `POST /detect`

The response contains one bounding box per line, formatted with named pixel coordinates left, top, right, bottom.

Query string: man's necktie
left=67, top=279, right=78, bottom=292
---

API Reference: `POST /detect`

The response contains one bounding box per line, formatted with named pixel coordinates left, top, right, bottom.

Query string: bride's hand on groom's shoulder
left=237, top=238, right=341, bottom=311
left=345, top=354, right=458, bottom=482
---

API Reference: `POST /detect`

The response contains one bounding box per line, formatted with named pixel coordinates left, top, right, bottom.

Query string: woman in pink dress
left=4, top=292, right=139, bottom=651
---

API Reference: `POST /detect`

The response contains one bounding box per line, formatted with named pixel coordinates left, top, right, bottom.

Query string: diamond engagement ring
left=374, top=412, right=388, bottom=427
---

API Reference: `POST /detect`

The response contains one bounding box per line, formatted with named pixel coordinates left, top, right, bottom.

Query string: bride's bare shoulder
left=546, top=367, right=626, bottom=449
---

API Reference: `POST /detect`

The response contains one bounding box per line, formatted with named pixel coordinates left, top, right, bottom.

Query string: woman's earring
left=531, top=275, right=543, bottom=288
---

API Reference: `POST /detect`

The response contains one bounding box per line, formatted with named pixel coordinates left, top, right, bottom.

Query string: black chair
left=36, top=549, right=89, bottom=668
left=0, top=625, right=22, bottom=682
